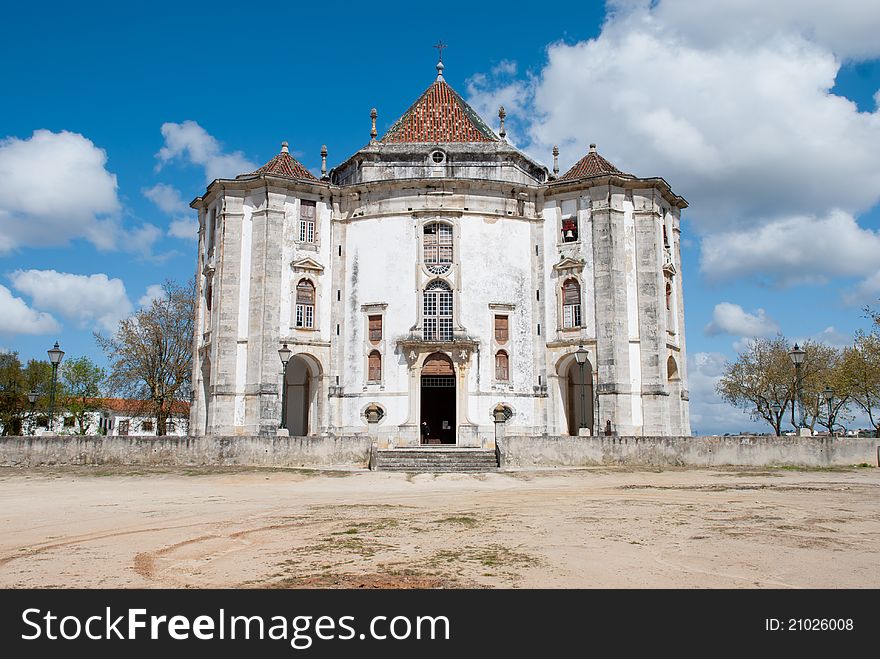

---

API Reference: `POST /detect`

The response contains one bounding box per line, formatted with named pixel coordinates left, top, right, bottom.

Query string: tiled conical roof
left=557, top=144, right=627, bottom=181
left=244, top=142, right=318, bottom=181
left=381, top=77, right=500, bottom=143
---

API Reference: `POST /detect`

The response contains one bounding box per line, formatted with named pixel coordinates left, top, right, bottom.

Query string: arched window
left=423, top=280, right=453, bottom=341
left=495, top=350, right=509, bottom=381
left=295, top=279, right=315, bottom=328
left=562, top=278, right=581, bottom=328
left=423, top=222, right=453, bottom=274
left=368, top=350, right=382, bottom=382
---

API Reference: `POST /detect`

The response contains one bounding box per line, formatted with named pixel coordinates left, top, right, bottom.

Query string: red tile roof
left=89, top=398, right=190, bottom=415
left=244, top=144, right=318, bottom=181
left=557, top=145, right=627, bottom=181
left=381, top=79, right=499, bottom=143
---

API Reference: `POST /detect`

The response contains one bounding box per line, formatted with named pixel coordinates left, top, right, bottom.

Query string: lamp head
left=277, top=343, right=292, bottom=367
left=574, top=345, right=588, bottom=365
left=788, top=343, right=805, bottom=365
left=47, top=341, right=64, bottom=365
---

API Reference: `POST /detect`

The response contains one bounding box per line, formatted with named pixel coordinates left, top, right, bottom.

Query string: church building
left=189, top=57, right=690, bottom=444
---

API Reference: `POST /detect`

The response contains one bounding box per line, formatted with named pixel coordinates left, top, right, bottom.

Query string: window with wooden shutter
left=495, top=351, right=509, bottom=381
left=562, top=279, right=581, bottom=328
left=369, top=315, right=382, bottom=343
left=494, top=315, right=509, bottom=343
left=295, top=279, right=315, bottom=328
left=368, top=351, right=382, bottom=381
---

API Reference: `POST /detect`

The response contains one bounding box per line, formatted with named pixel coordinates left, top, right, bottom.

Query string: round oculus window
left=431, top=151, right=445, bottom=164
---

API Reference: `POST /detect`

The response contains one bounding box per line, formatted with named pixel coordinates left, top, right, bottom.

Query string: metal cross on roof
left=434, top=40, right=447, bottom=62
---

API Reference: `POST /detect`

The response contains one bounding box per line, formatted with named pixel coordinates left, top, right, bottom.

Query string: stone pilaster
left=591, top=185, right=634, bottom=434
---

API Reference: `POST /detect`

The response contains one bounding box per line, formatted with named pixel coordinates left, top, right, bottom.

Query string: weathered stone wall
left=497, top=435, right=879, bottom=468
left=0, top=435, right=372, bottom=469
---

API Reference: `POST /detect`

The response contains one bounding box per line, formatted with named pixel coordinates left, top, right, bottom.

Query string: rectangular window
left=424, top=318, right=437, bottom=340
left=494, top=315, right=509, bottom=343
left=563, top=304, right=582, bottom=328
left=118, top=420, right=129, bottom=436
left=299, top=220, right=315, bottom=243
left=141, top=420, right=153, bottom=432
left=439, top=319, right=453, bottom=341
left=63, top=416, right=75, bottom=427
left=299, top=201, right=316, bottom=243
left=369, top=315, right=382, bottom=343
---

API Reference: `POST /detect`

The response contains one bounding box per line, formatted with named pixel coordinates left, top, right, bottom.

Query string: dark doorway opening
left=420, top=353, right=456, bottom=445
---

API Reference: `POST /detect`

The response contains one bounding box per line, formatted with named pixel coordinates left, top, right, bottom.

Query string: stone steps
left=375, top=448, right=498, bottom=473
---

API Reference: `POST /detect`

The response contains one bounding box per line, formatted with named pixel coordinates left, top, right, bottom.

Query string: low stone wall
left=0, top=435, right=372, bottom=469
left=0, top=434, right=876, bottom=470
left=496, top=435, right=879, bottom=468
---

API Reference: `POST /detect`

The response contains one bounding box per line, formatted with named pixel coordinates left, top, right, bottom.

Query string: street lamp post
left=770, top=401, right=782, bottom=436
left=574, top=345, right=589, bottom=434
left=46, top=341, right=64, bottom=433
left=788, top=343, right=806, bottom=434
left=822, top=386, right=834, bottom=437
left=278, top=343, right=292, bottom=430
left=27, top=391, right=39, bottom=435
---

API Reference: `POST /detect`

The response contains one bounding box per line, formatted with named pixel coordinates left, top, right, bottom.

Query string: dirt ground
left=0, top=465, right=878, bottom=589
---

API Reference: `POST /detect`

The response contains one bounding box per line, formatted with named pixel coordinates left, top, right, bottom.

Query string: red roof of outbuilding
left=381, top=79, right=499, bottom=143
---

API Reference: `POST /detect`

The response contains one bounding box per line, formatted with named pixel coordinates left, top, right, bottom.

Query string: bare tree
left=60, top=356, right=106, bottom=435
left=95, top=278, right=194, bottom=435
left=715, top=336, right=794, bottom=436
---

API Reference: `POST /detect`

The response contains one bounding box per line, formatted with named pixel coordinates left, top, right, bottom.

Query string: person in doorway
left=420, top=421, right=430, bottom=442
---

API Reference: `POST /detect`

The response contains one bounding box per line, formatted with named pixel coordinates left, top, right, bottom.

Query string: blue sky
left=1, top=1, right=879, bottom=434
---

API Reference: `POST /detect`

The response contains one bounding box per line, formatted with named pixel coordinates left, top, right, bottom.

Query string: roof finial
left=589, top=143, right=597, bottom=154
left=320, top=144, right=328, bottom=178
left=434, top=40, right=447, bottom=81
left=552, top=145, right=559, bottom=176
left=281, top=141, right=289, bottom=154
left=370, top=108, right=378, bottom=143
left=498, top=106, right=507, bottom=140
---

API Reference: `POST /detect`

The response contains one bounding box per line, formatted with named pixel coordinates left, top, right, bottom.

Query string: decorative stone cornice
left=291, top=257, right=324, bottom=273
left=396, top=336, right=480, bottom=366
left=552, top=257, right=586, bottom=273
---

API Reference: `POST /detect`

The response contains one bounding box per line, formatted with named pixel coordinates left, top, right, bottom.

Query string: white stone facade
left=189, top=72, right=690, bottom=444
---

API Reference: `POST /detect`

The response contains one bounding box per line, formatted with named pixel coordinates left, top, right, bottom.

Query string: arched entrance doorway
left=420, top=352, right=456, bottom=444
left=283, top=356, right=313, bottom=436
left=565, top=359, right=594, bottom=436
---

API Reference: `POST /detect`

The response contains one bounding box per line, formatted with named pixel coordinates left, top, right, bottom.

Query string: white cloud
left=0, top=130, right=120, bottom=254
left=122, top=223, right=166, bottom=261
left=10, top=270, right=132, bottom=332
left=808, top=326, right=851, bottom=348
left=143, top=183, right=198, bottom=242
left=467, top=1, right=880, bottom=292
left=492, top=60, right=518, bottom=76
left=143, top=183, right=189, bottom=215
left=608, top=0, right=880, bottom=61
left=138, top=284, right=165, bottom=307
left=705, top=302, right=781, bottom=338
left=0, top=285, right=60, bottom=335
left=156, top=120, right=257, bottom=182
left=167, top=218, right=198, bottom=241
left=843, top=269, right=880, bottom=306
left=700, top=211, right=880, bottom=286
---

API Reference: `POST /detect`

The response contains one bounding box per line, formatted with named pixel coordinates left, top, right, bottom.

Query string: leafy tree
left=841, top=330, right=880, bottom=433
left=60, top=356, right=106, bottom=434
left=715, top=336, right=794, bottom=436
left=95, top=278, right=194, bottom=435
left=797, top=342, right=851, bottom=434
left=0, top=352, right=25, bottom=435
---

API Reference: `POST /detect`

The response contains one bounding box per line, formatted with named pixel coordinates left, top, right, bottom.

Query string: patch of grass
left=434, top=515, right=479, bottom=527
left=770, top=465, right=857, bottom=473
left=429, top=544, right=537, bottom=569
